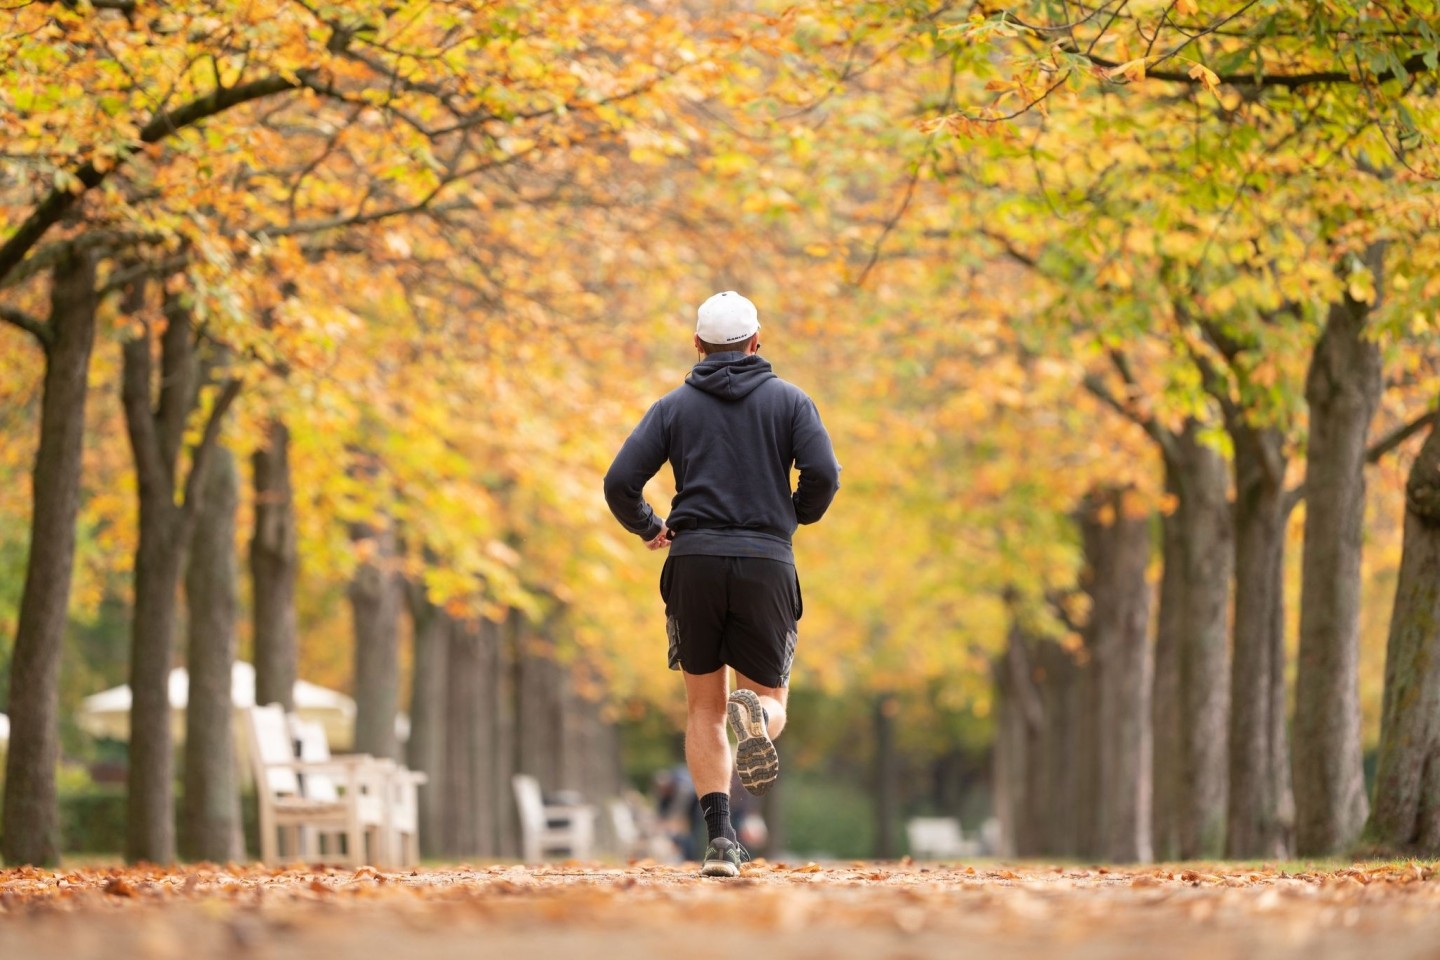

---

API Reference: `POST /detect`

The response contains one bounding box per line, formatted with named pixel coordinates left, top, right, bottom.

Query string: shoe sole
left=728, top=689, right=778, bottom=796
left=700, top=859, right=740, bottom=878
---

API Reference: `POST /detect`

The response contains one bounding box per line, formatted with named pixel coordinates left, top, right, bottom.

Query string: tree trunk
left=181, top=445, right=243, bottom=862
left=1079, top=488, right=1153, bottom=863
left=1168, top=422, right=1232, bottom=858
left=251, top=418, right=298, bottom=711
left=1071, top=653, right=1101, bottom=859
left=992, top=614, right=1051, bottom=857
left=561, top=659, right=620, bottom=803
left=122, top=292, right=239, bottom=864
left=440, top=614, right=502, bottom=857
left=441, top=613, right=478, bottom=856
left=1226, top=422, right=1295, bottom=859
left=126, top=489, right=186, bottom=864
left=1366, top=417, right=1440, bottom=853
left=497, top=609, right=522, bottom=858
left=762, top=777, right=786, bottom=858
left=406, top=582, right=449, bottom=859
left=873, top=692, right=900, bottom=859
left=1152, top=472, right=1184, bottom=861
left=122, top=299, right=191, bottom=866
left=475, top=617, right=503, bottom=857
left=516, top=624, right=566, bottom=790
left=991, top=667, right=1022, bottom=858
left=349, top=521, right=401, bottom=760
left=1293, top=273, right=1383, bottom=856
left=1037, top=640, right=1082, bottom=856
left=1, top=250, right=98, bottom=866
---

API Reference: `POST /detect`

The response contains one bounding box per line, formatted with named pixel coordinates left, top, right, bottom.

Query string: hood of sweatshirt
left=684, top=353, right=777, bottom=401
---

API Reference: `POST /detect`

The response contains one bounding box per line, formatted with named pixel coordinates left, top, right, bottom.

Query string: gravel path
left=4, top=859, right=1439, bottom=959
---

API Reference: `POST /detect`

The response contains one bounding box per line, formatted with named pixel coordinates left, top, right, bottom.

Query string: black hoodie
left=603, top=352, right=840, bottom=564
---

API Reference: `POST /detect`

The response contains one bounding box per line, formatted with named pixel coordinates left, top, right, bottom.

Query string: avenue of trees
left=1, top=0, right=1438, bottom=866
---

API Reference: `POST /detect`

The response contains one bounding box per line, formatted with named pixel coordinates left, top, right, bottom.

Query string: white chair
left=512, top=774, right=597, bottom=862
left=244, top=703, right=379, bottom=866
left=905, top=816, right=977, bottom=860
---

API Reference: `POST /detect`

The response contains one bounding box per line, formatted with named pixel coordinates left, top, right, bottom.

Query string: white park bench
left=512, top=773, right=596, bottom=863
left=289, top=715, right=426, bottom=867
left=905, top=816, right=978, bottom=860
left=244, top=703, right=425, bottom=867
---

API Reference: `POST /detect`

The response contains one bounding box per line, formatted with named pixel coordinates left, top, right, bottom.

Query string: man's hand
left=646, top=523, right=673, bottom=551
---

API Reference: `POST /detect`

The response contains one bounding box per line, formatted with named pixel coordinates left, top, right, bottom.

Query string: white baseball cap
left=695, top=291, right=760, bottom=345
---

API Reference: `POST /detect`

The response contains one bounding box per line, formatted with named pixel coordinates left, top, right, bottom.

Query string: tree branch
left=1367, top=408, right=1438, bottom=464
left=1081, top=368, right=1180, bottom=463
left=1297, top=375, right=1435, bottom=523
left=976, top=227, right=1039, bottom=269
left=856, top=159, right=923, bottom=288
left=156, top=293, right=197, bottom=478
left=180, top=377, right=244, bottom=528
left=1044, top=588, right=1086, bottom=636
left=0, top=70, right=322, bottom=285
left=121, top=328, right=173, bottom=507
left=1004, top=627, right=1046, bottom=734
left=0, top=304, right=53, bottom=348
left=1283, top=483, right=1306, bottom=517
left=1, top=230, right=169, bottom=291
left=1083, top=50, right=1433, bottom=90
left=982, top=5, right=1434, bottom=89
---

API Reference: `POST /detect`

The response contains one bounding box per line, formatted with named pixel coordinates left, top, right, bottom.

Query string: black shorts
left=660, top=555, right=802, bottom=688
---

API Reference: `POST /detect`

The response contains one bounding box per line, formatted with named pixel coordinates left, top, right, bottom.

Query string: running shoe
left=728, top=688, right=779, bottom=795
left=700, top=837, right=750, bottom=878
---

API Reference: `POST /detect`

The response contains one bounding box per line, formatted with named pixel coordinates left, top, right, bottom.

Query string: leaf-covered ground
left=3, top=860, right=1439, bottom=959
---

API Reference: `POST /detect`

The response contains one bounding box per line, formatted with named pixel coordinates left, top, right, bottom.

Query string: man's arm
left=792, top=395, right=840, bottom=524
left=603, top=401, right=669, bottom=541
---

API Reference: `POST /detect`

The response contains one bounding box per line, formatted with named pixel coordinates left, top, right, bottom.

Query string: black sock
left=700, top=792, right=736, bottom=843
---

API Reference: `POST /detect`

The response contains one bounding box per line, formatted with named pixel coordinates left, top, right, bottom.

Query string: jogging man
left=603, top=291, right=840, bottom=877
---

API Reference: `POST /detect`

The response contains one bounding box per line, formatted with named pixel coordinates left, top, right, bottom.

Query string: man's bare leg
left=683, top=667, right=732, bottom=798
left=685, top=667, right=749, bottom=875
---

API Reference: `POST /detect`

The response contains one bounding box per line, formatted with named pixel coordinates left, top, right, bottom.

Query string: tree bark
left=762, top=776, right=786, bottom=858
left=440, top=615, right=502, bottom=857
left=1366, top=417, right=1440, bottom=853
left=122, top=295, right=193, bottom=866
left=251, top=418, right=298, bottom=711
left=181, top=445, right=243, bottom=862
left=1, top=250, right=98, bottom=866
left=122, top=292, right=239, bottom=864
left=406, top=582, right=449, bottom=859
left=1293, top=270, right=1383, bottom=856
left=516, top=623, right=567, bottom=790
left=1079, top=488, right=1153, bottom=863
left=992, top=613, right=1050, bottom=857
left=475, top=617, right=503, bottom=857
left=561, top=660, right=621, bottom=803
left=349, top=521, right=402, bottom=760
left=1152, top=472, right=1184, bottom=862
left=437, top=613, right=478, bottom=852
left=1226, top=422, right=1295, bottom=859
left=1037, top=640, right=1082, bottom=856
left=1167, top=423, right=1232, bottom=858
left=873, top=692, right=900, bottom=859
left=497, top=609, right=522, bottom=858
left=990, top=671, right=1021, bottom=857
left=440, top=612, right=477, bottom=856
